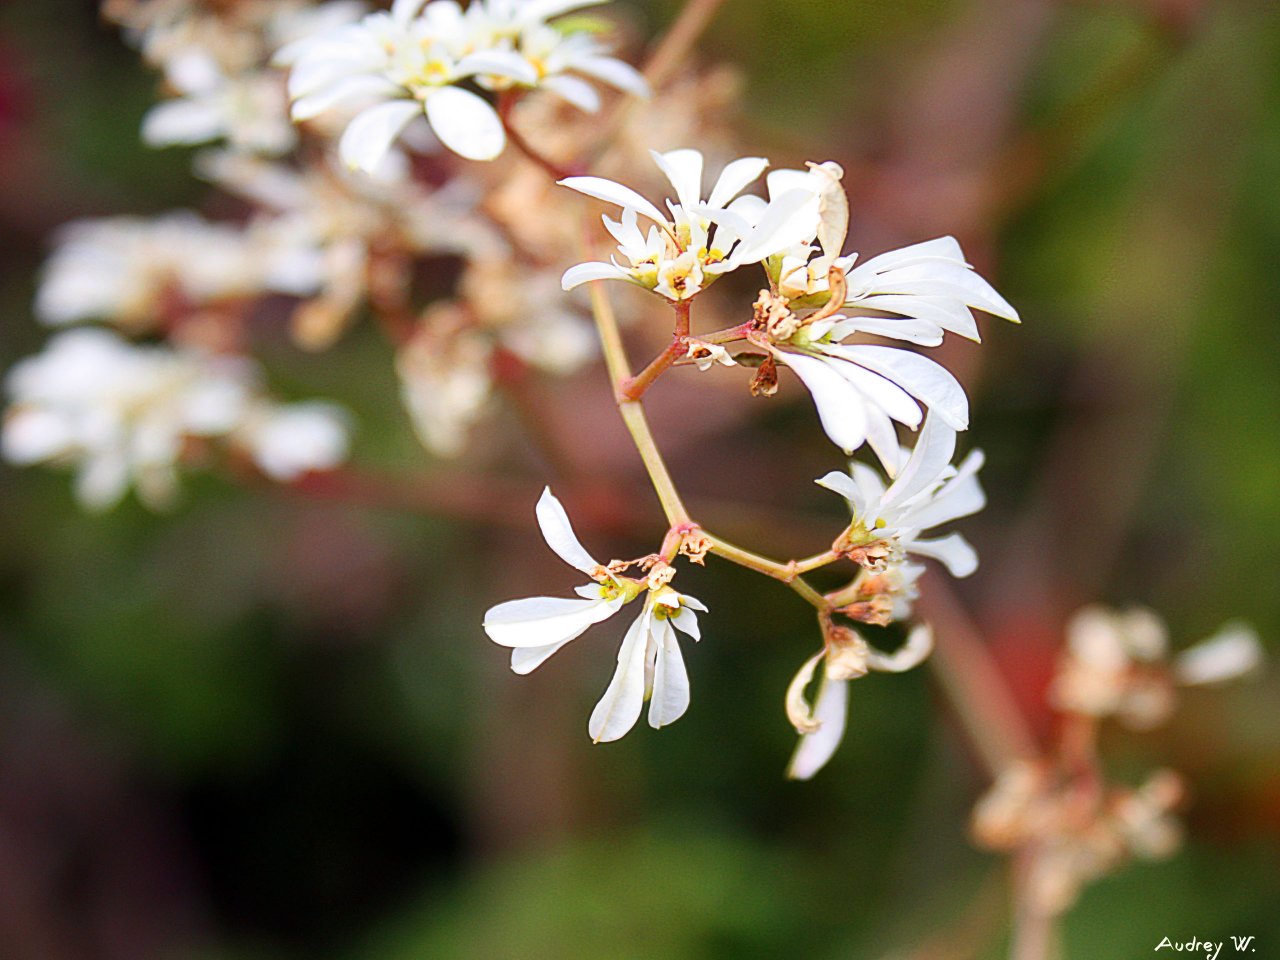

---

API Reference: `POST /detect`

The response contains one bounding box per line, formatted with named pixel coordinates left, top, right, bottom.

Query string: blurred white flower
left=1174, top=621, right=1263, bottom=686
left=483, top=488, right=704, bottom=741
left=3, top=330, right=249, bottom=510
left=396, top=321, right=494, bottom=458
left=561, top=148, right=824, bottom=301
left=3, top=329, right=351, bottom=510
left=142, top=60, right=297, bottom=155
left=234, top=402, right=352, bottom=481
left=282, top=0, right=647, bottom=170
left=786, top=623, right=934, bottom=780
left=1050, top=607, right=1264, bottom=727
left=36, top=213, right=323, bottom=332
left=816, top=415, right=986, bottom=578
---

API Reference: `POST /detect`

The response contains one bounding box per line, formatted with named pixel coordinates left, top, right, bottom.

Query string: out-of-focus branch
left=918, top=574, right=1041, bottom=780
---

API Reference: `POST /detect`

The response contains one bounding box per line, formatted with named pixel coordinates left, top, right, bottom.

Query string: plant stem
left=673, top=299, right=691, bottom=337
left=586, top=279, right=691, bottom=526
left=497, top=92, right=577, bottom=180
left=917, top=576, right=1040, bottom=779
left=697, top=322, right=753, bottom=345
left=620, top=338, right=684, bottom=400
left=701, top=532, right=831, bottom=611
left=583, top=245, right=830, bottom=611
left=640, top=0, right=727, bottom=90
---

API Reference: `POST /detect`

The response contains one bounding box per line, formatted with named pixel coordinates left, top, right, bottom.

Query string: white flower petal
left=906, top=450, right=986, bottom=529
left=669, top=602, right=702, bottom=640
left=815, top=470, right=868, bottom=516
left=786, top=674, right=849, bottom=781
left=425, top=86, right=505, bottom=161
left=867, top=623, right=934, bottom=673
left=650, top=148, right=704, bottom=211
left=829, top=344, right=969, bottom=430
left=782, top=352, right=868, bottom=455
left=561, top=260, right=629, bottom=290
left=542, top=75, right=601, bottom=112
left=828, top=357, right=923, bottom=428
left=648, top=618, right=690, bottom=728
left=588, top=607, right=651, bottom=742
left=457, top=50, right=540, bottom=85
left=2, top=408, right=74, bottom=464
left=707, top=156, right=769, bottom=209
left=558, top=175, right=668, bottom=226
left=1175, top=622, right=1264, bottom=685
left=572, top=56, right=650, bottom=97
left=141, top=100, right=225, bottom=147
left=535, top=487, right=600, bottom=573
left=865, top=406, right=905, bottom=477
left=484, top=595, right=620, bottom=647
left=339, top=100, right=422, bottom=173
left=907, top=533, right=978, bottom=577
left=511, top=640, right=574, bottom=675
left=291, top=75, right=400, bottom=121
left=882, top=414, right=957, bottom=511
left=730, top=188, right=820, bottom=265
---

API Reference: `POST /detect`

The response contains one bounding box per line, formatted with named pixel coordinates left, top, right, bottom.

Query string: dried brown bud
left=679, top=530, right=712, bottom=565
left=752, top=289, right=799, bottom=341
left=749, top=355, right=778, bottom=397
left=837, top=598, right=894, bottom=627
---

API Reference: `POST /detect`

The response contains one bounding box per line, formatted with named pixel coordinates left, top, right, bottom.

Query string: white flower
left=234, top=401, right=352, bottom=481
left=35, top=213, right=323, bottom=332
left=1173, top=621, right=1263, bottom=686
left=282, top=0, right=647, bottom=171
left=749, top=165, right=1015, bottom=464
left=1050, top=607, right=1264, bottom=726
left=396, top=323, right=494, bottom=457
left=773, top=319, right=971, bottom=463
left=786, top=623, right=934, bottom=780
left=142, top=61, right=297, bottom=156
left=3, top=329, right=351, bottom=509
left=3, top=330, right=250, bottom=509
left=482, top=487, right=705, bottom=741
left=560, top=148, right=826, bottom=301
left=816, top=415, right=986, bottom=578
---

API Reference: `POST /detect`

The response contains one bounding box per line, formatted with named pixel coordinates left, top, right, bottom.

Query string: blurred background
left=1, top=0, right=1278, bottom=957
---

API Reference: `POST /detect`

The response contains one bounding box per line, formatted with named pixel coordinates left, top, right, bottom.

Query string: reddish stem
left=497, top=91, right=579, bottom=181
left=619, top=336, right=686, bottom=401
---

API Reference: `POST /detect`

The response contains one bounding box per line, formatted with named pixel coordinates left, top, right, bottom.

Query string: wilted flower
left=482, top=488, right=705, bottom=741
left=560, top=148, right=826, bottom=301
left=786, top=622, right=934, bottom=780
left=282, top=0, right=647, bottom=170
left=816, top=415, right=986, bottom=578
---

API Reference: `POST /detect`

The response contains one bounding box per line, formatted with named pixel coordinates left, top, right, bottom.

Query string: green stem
left=702, top=532, right=831, bottom=611
left=587, top=280, right=690, bottom=526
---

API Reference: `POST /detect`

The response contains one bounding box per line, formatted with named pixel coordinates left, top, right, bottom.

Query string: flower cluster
left=1049, top=605, right=1263, bottom=728
left=562, top=150, right=1018, bottom=463
left=971, top=606, right=1262, bottom=916
left=483, top=489, right=704, bottom=741
left=282, top=0, right=647, bottom=170
left=2, top=330, right=350, bottom=510
left=972, top=761, right=1185, bottom=916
